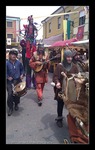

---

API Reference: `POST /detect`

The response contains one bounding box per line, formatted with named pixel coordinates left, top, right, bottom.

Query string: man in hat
left=6, top=49, right=24, bottom=116
left=53, top=49, right=79, bottom=127
left=29, top=43, right=50, bottom=106
left=24, top=15, right=38, bottom=89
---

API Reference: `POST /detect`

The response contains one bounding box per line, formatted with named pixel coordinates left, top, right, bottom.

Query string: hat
left=28, top=15, right=33, bottom=21
left=9, top=49, right=18, bottom=56
left=64, top=50, right=73, bottom=57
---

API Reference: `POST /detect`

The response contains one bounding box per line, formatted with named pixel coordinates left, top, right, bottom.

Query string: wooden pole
left=61, top=48, right=64, bottom=62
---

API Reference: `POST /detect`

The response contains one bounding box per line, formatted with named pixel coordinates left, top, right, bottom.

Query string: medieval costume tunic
left=53, top=60, right=79, bottom=100
left=29, top=51, right=50, bottom=105
left=53, top=50, right=79, bottom=127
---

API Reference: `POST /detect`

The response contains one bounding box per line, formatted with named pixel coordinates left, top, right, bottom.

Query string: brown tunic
left=53, top=62, right=79, bottom=100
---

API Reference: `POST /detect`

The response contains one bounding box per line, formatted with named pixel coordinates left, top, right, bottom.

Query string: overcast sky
left=6, top=6, right=60, bottom=39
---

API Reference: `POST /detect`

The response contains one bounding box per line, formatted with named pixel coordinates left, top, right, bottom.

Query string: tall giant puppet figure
left=23, top=15, right=38, bottom=89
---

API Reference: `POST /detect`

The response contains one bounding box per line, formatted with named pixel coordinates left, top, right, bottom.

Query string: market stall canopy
left=71, top=39, right=89, bottom=49
left=43, top=34, right=63, bottom=45
left=50, top=38, right=78, bottom=48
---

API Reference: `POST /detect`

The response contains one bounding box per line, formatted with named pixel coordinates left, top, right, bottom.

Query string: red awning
left=50, top=38, right=78, bottom=48
left=43, top=34, right=63, bottom=45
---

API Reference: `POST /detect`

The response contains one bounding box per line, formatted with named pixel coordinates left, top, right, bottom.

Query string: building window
left=79, top=10, right=85, bottom=26
left=7, top=34, right=13, bottom=39
left=58, top=17, right=61, bottom=29
left=7, top=21, right=13, bottom=27
left=49, top=22, right=51, bottom=33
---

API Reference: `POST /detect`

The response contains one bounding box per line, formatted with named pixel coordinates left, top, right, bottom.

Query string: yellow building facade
left=41, top=6, right=89, bottom=45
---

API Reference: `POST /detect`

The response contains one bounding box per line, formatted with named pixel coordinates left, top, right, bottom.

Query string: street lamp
left=64, top=14, right=74, bottom=27
left=64, top=14, right=69, bottom=20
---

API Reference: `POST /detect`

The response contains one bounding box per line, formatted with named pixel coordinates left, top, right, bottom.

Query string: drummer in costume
left=6, top=49, right=24, bottom=116
left=29, top=44, right=50, bottom=106
left=24, top=15, right=38, bottom=89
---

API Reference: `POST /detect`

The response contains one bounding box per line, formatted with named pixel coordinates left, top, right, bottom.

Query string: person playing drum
left=6, top=49, right=24, bottom=116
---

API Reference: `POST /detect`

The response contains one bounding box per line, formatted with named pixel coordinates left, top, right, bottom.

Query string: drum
left=12, top=81, right=27, bottom=97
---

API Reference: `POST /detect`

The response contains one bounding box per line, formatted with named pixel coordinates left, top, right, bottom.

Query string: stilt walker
left=23, top=15, right=38, bottom=89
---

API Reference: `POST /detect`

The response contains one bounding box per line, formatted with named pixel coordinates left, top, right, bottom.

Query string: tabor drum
left=12, top=81, right=27, bottom=97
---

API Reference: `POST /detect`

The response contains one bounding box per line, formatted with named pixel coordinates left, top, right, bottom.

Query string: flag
left=63, top=20, right=71, bottom=40
left=76, top=26, right=84, bottom=40
left=67, top=20, right=71, bottom=39
left=63, top=20, right=67, bottom=40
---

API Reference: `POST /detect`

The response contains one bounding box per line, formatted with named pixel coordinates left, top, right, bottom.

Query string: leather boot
left=55, top=116, right=63, bottom=128
left=15, top=104, right=19, bottom=111
left=38, top=100, right=42, bottom=106
left=56, top=119, right=63, bottom=127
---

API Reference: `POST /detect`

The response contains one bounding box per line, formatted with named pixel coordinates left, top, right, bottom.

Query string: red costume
left=23, top=15, right=38, bottom=89
left=29, top=44, right=50, bottom=106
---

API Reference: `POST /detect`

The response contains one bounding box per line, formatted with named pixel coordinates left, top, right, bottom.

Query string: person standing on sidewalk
left=6, top=49, right=24, bottom=116
left=53, top=50, right=79, bottom=127
left=29, top=44, right=50, bottom=106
